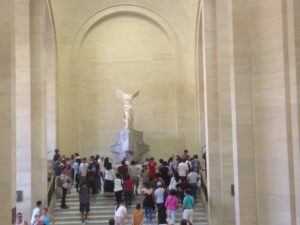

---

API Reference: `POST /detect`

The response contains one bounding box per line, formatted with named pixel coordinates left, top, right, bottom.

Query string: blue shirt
left=53, top=165, right=62, bottom=176
left=183, top=195, right=195, bottom=209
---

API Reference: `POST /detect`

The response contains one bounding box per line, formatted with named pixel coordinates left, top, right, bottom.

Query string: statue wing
left=132, top=90, right=140, bottom=99
left=115, top=89, right=125, bottom=99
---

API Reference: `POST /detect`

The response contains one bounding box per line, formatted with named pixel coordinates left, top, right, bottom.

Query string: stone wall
left=50, top=0, right=201, bottom=159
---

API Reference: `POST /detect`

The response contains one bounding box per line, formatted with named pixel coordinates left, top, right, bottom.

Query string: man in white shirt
left=177, top=159, right=189, bottom=181
left=128, top=160, right=140, bottom=195
left=154, top=181, right=165, bottom=211
left=30, top=200, right=42, bottom=225
left=79, top=158, right=89, bottom=184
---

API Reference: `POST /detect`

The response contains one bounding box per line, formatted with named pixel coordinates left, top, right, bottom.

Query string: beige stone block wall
left=50, top=0, right=202, bottom=159
left=15, top=0, right=33, bottom=218
left=250, top=1, right=298, bottom=225
left=0, top=0, right=16, bottom=224
left=30, top=0, right=48, bottom=207
left=232, top=0, right=258, bottom=225
left=292, top=1, right=300, bottom=223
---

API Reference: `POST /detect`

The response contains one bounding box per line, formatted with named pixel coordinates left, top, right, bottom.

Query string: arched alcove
left=68, top=5, right=195, bottom=158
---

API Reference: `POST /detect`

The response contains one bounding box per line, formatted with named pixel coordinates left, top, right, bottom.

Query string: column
left=231, top=0, right=258, bottom=225
left=203, top=1, right=223, bottom=224
left=30, top=0, right=48, bottom=205
left=0, top=0, right=16, bottom=224
left=15, top=0, right=32, bottom=218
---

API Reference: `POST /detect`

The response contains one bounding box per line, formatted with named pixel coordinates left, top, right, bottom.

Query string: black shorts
left=80, top=202, right=90, bottom=213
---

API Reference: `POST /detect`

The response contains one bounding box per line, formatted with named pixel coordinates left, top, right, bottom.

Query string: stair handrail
left=200, top=168, right=208, bottom=202
left=47, top=171, right=55, bottom=206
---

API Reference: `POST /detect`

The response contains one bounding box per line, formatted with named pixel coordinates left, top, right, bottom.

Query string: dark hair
left=136, top=203, right=141, bottom=209
left=180, top=219, right=189, bottom=225
left=185, top=189, right=191, bottom=195
left=36, top=200, right=42, bottom=207
left=131, top=160, right=136, bottom=165
left=108, top=218, right=115, bottom=225
left=104, top=157, right=112, bottom=170
left=170, top=189, right=177, bottom=195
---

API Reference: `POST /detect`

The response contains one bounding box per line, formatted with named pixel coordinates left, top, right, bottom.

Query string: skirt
left=104, top=179, right=114, bottom=193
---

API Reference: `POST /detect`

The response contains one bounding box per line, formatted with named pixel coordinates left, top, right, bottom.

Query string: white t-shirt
left=177, top=162, right=189, bottom=177
left=129, top=165, right=139, bottom=178
left=79, top=162, right=89, bottom=177
left=114, top=178, right=123, bottom=192
left=154, top=187, right=165, bottom=204
left=31, top=207, right=40, bottom=225
left=105, top=169, right=115, bottom=181
left=115, top=205, right=127, bottom=217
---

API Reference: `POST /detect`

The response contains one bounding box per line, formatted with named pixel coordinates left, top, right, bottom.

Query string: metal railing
left=47, top=172, right=55, bottom=206
left=200, top=168, right=208, bottom=202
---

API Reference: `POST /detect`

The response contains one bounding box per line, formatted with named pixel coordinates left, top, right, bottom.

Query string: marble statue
left=116, top=89, right=140, bottom=129
left=111, top=89, right=149, bottom=163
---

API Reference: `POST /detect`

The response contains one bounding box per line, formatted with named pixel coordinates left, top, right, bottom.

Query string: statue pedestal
left=110, top=128, right=150, bottom=164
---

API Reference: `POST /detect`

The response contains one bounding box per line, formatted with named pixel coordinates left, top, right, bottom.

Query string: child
left=114, top=173, right=123, bottom=204
left=132, top=203, right=144, bottom=225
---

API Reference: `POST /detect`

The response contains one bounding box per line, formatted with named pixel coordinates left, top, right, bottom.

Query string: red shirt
left=123, top=179, right=133, bottom=192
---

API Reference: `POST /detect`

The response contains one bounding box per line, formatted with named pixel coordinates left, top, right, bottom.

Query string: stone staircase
left=52, top=188, right=209, bottom=225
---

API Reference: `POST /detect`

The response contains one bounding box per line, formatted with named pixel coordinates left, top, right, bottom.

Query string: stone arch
left=69, top=5, right=185, bottom=155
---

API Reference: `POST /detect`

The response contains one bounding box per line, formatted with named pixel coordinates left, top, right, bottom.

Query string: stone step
left=55, top=221, right=209, bottom=225
left=53, top=188, right=209, bottom=225
left=54, top=209, right=207, bottom=217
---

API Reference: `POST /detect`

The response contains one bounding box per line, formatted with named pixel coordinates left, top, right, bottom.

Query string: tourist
left=104, top=157, right=115, bottom=197
left=190, top=154, right=201, bottom=174
left=141, top=182, right=154, bottom=225
left=182, top=189, right=195, bottom=224
left=114, top=199, right=127, bottom=225
left=123, top=175, right=134, bottom=207
left=60, top=166, right=70, bottom=209
left=165, top=189, right=178, bottom=225
left=187, top=169, right=199, bottom=202
left=118, top=160, right=129, bottom=180
left=147, top=157, right=157, bottom=181
left=132, top=203, right=144, bottom=225
left=177, top=159, right=189, bottom=181
left=30, top=200, right=42, bottom=225
left=16, top=212, right=29, bottom=225
left=114, top=173, right=123, bottom=204
left=108, top=218, right=115, bottom=225
left=38, top=208, right=56, bottom=225
left=79, top=181, right=90, bottom=224
left=79, top=158, right=89, bottom=186
left=128, top=160, right=140, bottom=195
left=154, top=181, right=165, bottom=212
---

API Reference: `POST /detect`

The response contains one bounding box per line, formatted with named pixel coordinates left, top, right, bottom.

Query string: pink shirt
left=165, top=195, right=178, bottom=211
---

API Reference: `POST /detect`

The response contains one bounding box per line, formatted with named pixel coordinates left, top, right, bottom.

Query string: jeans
left=115, top=190, right=123, bottom=204
left=144, top=207, right=152, bottom=224
left=167, top=209, right=176, bottom=224
left=61, top=187, right=67, bottom=207
left=124, top=191, right=133, bottom=206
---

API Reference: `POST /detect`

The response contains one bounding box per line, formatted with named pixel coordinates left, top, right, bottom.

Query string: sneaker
left=85, top=219, right=89, bottom=223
